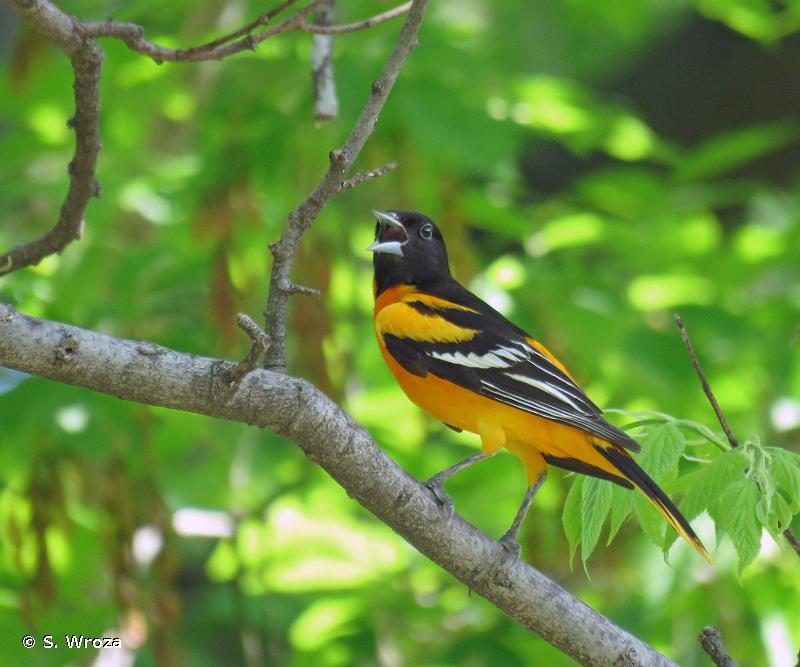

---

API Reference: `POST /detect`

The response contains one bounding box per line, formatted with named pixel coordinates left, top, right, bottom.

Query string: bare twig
left=339, top=160, right=398, bottom=190
left=674, top=314, right=738, bottom=449
left=784, top=525, right=800, bottom=557
left=283, top=282, right=321, bottom=297
left=675, top=313, right=800, bottom=557
left=226, top=313, right=271, bottom=385
left=301, top=1, right=413, bottom=35
left=0, top=305, right=680, bottom=667
left=1, top=1, right=103, bottom=277
left=191, top=0, right=300, bottom=51
left=80, top=2, right=325, bottom=63
left=79, top=0, right=412, bottom=64
left=311, top=0, right=338, bottom=123
left=263, top=0, right=429, bottom=370
left=697, top=627, right=738, bottom=667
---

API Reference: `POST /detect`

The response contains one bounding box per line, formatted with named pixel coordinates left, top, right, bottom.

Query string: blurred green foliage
left=1, top=0, right=800, bottom=665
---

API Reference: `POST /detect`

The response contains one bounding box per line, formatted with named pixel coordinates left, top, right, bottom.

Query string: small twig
left=79, top=0, right=412, bottom=65
left=310, top=0, right=338, bottom=123
left=81, top=1, right=325, bottom=63
left=784, top=526, right=800, bottom=557
left=226, top=313, right=271, bottom=385
left=339, top=160, right=398, bottom=190
left=195, top=0, right=300, bottom=51
left=698, top=627, right=738, bottom=667
left=300, top=1, right=413, bottom=35
left=676, top=313, right=800, bottom=556
left=263, top=0, right=429, bottom=370
left=283, top=282, right=321, bottom=297
left=674, top=314, right=739, bottom=449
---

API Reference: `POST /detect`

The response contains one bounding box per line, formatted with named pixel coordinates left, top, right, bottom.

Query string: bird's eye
left=419, top=224, right=433, bottom=240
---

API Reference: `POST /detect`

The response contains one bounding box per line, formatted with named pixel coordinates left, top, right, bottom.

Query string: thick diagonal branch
left=264, top=0, right=429, bottom=369
left=0, top=304, right=678, bottom=667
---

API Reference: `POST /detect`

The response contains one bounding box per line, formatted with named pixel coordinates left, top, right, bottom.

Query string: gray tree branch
left=697, top=627, right=738, bottom=667
left=263, top=0, right=428, bottom=369
left=1, top=0, right=103, bottom=276
left=0, top=303, right=678, bottom=667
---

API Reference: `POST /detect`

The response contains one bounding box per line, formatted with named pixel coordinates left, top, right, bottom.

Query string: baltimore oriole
left=368, top=209, right=710, bottom=563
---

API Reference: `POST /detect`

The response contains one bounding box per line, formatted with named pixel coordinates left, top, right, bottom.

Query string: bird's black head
left=368, top=210, right=451, bottom=295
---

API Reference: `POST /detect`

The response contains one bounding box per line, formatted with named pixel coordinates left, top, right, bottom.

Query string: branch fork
left=225, top=313, right=271, bottom=385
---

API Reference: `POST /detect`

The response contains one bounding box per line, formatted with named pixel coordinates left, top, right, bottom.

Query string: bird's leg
left=498, top=471, right=546, bottom=562
left=425, top=452, right=487, bottom=519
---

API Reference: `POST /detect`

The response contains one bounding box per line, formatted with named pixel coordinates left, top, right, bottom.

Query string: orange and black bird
left=368, top=209, right=710, bottom=562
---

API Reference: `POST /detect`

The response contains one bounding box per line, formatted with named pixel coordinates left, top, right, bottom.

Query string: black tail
left=596, top=443, right=712, bottom=563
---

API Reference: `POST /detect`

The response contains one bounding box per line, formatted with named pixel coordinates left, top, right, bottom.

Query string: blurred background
left=1, top=0, right=799, bottom=665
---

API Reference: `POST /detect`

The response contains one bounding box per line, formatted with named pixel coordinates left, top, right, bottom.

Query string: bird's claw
left=498, top=532, right=522, bottom=568
left=425, top=474, right=455, bottom=520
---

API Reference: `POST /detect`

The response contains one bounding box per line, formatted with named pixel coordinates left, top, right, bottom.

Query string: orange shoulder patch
left=376, top=302, right=478, bottom=343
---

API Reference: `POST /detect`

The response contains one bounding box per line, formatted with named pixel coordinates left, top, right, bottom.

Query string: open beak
left=368, top=210, right=407, bottom=257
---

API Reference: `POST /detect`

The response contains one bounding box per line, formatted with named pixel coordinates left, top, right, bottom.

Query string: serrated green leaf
left=581, top=478, right=612, bottom=563
left=719, top=478, right=762, bottom=573
left=680, top=449, right=749, bottom=523
left=636, top=423, right=685, bottom=481
left=668, top=467, right=704, bottom=495
left=770, top=449, right=800, bottom=510
left=634, top=494, right=666, bottom=548
left=562, top=477, right=583, bottom=569
left=606, top=484, right=635, bottom=545
left=756, top=494, right=770, bottom=525
left=768, top=492, right=793, bottom=539
left=776, top=493, right=794, bottom=533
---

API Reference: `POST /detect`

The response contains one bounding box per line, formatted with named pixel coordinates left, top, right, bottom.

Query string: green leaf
left=606, top=484, right=635, bottom=545
left=634, top=495, right=666, bottom=549
left=680, top=449, right=749, bottom=522
left=562, top=477, right=583, bottom=569
left=718, top=477, right=762, bottom=573
left=769, top=449, right=800, bottom=511
left=636, top=422, right=685, bottom=481
left=768, top=493, right=793, bottom=538
left=581, top=478, right=612, bottom=563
